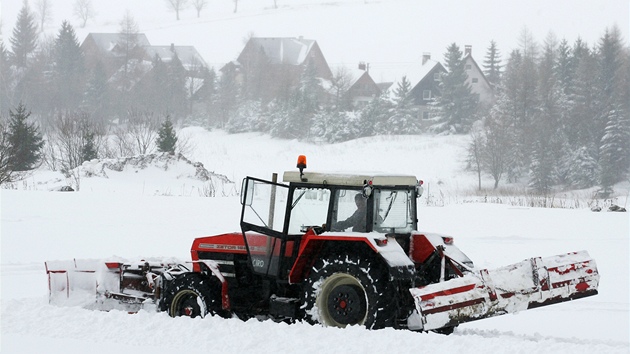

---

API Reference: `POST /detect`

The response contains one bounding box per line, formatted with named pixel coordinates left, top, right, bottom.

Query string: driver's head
left=355, top=193, right=366, bottom=209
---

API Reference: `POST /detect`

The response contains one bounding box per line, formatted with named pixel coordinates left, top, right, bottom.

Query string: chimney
left=170, top=43, right=175, bottom=53
left=465, top=45, right=472, bottom=56
left=359, top=62, right=366, bottom=71
left=422, top=52, right=431, bottom=65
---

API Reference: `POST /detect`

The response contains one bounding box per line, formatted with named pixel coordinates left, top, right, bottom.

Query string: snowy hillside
left=1, top=0, right=627, bottom=83
left=2, top=129, right=629, bottom=354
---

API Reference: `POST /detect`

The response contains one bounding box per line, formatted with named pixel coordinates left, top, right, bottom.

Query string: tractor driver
left=333, top=193, right=367, bottom=232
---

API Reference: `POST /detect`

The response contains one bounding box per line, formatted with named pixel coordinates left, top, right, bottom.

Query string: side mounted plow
left=407, top=251, right=599, bottom=331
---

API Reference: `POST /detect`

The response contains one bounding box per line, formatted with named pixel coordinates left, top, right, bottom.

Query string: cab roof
left=282, top=171, right=418, bottom=187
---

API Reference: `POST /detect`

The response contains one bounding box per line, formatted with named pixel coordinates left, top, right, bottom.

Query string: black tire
left=302, top=253, right=396, bottom=329
left=162, top=273, right=226, bottom=318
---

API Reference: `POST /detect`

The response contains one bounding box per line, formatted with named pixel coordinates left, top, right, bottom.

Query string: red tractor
left=46, top=156, right=599, bottom=332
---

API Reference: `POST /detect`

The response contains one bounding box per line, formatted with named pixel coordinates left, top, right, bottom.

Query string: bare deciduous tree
left=44, top=111, right=106, bottom=190
left=35, top=0, right=53, bottom=32
left=233, top=0, right=238, bottom=13
left=114, top=110, right=160, bottom=156
left=191, top=0, right=207, bottom=18
left=165, top=0, right=189, bottom=20
left=73, top=0, right=96, bottom=28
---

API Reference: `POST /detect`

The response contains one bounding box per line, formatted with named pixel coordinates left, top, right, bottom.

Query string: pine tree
left=431, top=43, right=479, bottom=134
left=143, top=54, right=169, bottom=113
left=216, top=65, right=240, bottom=128
left=595, top=27, right=625, bottom=147
left=483, top=40, right=502, bottom=89
left=10, top=0, right=38, bottom=68
left=599, top=105, right=630, bottom=191
left=156, top=118, right=178, bottom=154
left=167, top=53, right=188, bottom=116
left=226, top=100, right=262, bottom=133
left=51, top=20, right=85, bottom=111
left=564, top=146, right=599, bottom=189
left=386, top=76, right=418, bottom=134
left=81, top=131, right=98, bottom=162
left=7, top=103, right=44, bottom=171
left=568, top=39, right=598, bottom=147
left=358, top=92, right=391, bottom=137
left=83, top=61, right=110, bottom=116
left=0, top=42, right=11, bottom=113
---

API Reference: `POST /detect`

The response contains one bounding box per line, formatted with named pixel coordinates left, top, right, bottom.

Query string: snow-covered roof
left=83, top=33, right=151, bottom=54
left=246, top=37, right=316, bottom=65
left=144, top=45, right=208, bottom=70
left=387, top=58, right=443, bottom=99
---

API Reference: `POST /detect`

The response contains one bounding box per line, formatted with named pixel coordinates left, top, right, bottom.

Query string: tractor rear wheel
left=162, top=273, right=224, bottom=318
left=302, top=254, right=396, bottom=329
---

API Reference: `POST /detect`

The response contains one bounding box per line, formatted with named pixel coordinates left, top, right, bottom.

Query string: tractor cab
left=239, top=155, right=424, bottom=279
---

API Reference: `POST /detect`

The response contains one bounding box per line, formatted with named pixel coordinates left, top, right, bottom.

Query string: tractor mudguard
left=288, top=230, right=416, bottom=284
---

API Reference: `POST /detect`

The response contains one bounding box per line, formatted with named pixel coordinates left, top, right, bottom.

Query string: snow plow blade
left=45, top=259, right=181, bottom=311
left=407, top=251, right=599, bottom=331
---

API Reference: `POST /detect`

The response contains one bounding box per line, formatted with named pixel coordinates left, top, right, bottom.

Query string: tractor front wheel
left=162, top=273, right=224, bottom=318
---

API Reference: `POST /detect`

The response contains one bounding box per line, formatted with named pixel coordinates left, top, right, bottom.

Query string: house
left=343, top=64, right=381, bottom=109
left=387, top=53, right=447, bottom=120
left=145, top=44, right=209, bottom=101
left=386, top=47, right=494, bottom=121
left=230, top=37, right=333, bottom=103
left=81, top=33, right=151, bottom=76
left=462, top=45, right=494, bottom=106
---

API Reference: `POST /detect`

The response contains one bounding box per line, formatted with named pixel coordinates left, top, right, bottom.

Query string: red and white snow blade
left=407, top=251, right=599, bottom=331
left=45, top=258, right=183, bottom=311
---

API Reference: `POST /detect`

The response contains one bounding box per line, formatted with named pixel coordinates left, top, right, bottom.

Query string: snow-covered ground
left=2, top=129, right=629, bottom=353
left=1, top=1, right=629, bottom=352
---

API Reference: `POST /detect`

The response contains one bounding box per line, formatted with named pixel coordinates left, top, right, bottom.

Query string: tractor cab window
left=288, top=187, right=330, bottom=234
left=373, top=189, right=414, bottom=234
left=331, top=189, right=368, bottom=232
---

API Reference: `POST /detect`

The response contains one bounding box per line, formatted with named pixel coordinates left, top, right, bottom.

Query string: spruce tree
left=599, top=105, right=630, bottom=191
left=156, top=118, right=178, bottom=154
left=432, top=43, right=479, bottom=134
left=387, top=76, right=418, bottom=134
left=0, top=42, right=11, bottom=113
left=483, top=40, right=502, bottom=89
left=52, top=20, right=85, bottom=111
left=167, top=53, right=188, bottom=116
left=10, top=0, right=38, bottom=68
left=81, top=131, right=98, bottom=162
left=7, top=103, right=44, bottom=171
left=83, top=61, right=110, bottom=116
left=358, top=91, right=391, bottom=137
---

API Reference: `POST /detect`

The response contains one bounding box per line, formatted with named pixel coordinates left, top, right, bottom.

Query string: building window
left=472, top=78, right=478, bottom=83
left=423, top=90, right=431, bottom=100
left=465, top=64, right=472, bottom=70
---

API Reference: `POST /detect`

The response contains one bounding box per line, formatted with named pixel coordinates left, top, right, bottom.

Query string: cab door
left=240, top=177, right=290, bottom=277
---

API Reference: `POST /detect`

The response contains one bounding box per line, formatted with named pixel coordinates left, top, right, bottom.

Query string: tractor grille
left=198, top=251, right=236, bottom=278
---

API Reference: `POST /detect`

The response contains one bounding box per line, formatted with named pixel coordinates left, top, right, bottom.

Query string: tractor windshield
left=288, top=187, right=330, bottom=234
